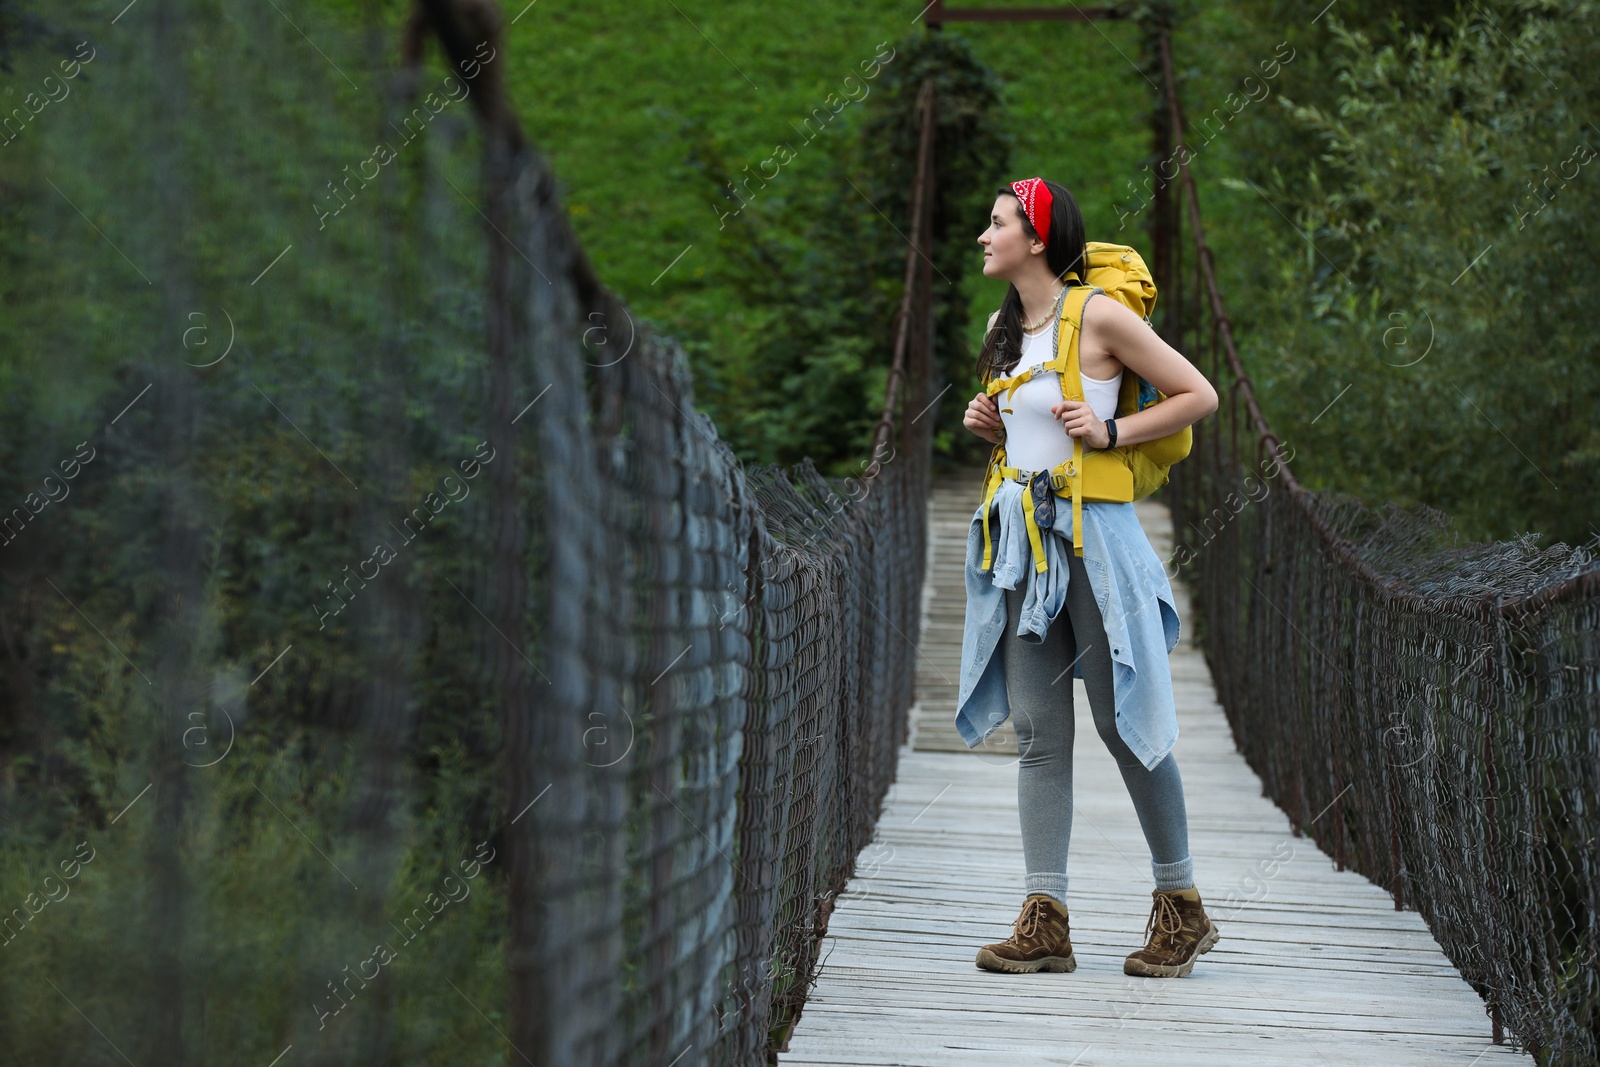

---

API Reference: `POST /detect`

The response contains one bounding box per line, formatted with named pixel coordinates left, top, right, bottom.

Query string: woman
left=958, top=177, right=1221, bottom=978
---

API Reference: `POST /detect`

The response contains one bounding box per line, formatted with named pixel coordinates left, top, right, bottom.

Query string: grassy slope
left=1, top=0, right=1286, bottom=459
left=503, top=2, right=1155, bottom=409
left=466, top=2, right=1138, bottom=435
left=474, top=0, right=1271, bottom=460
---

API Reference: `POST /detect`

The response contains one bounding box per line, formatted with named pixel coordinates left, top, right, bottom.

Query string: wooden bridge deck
left=778, top=470, right=1530, bottom=1066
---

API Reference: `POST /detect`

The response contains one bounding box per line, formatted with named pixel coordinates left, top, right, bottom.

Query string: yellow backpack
left=978, top=241, right=1191, bottom=569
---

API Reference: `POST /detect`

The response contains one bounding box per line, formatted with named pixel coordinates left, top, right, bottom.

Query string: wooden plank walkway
left=779, top=469, right=1530, bottom=1066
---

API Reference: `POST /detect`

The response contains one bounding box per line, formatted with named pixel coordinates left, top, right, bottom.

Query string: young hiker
left=958, top=177, right=1221, bottom=978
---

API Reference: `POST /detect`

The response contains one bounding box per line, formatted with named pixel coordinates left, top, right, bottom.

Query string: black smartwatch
left=1105, top=417, right=1118, bottom=448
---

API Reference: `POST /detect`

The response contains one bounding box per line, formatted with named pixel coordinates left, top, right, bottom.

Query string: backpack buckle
left=1050, top=471, right=1067, bottom=491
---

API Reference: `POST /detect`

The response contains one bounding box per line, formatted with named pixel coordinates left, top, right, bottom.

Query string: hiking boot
left=1123, top=885, right=1220, bottom=977
left=975, top=893, right=1077, bottom=974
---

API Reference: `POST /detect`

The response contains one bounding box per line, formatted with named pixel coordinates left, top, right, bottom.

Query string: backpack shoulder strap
left=1051, top=284, right=1103, bottom=557
left=1049, top=285, right=1100, bottom=402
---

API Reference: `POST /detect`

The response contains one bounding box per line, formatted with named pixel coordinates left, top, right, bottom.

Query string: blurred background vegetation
left=6, top=0, right=1594, bottom=529
left=1185, top=0, right=1599, bottom=549
left=0, top=0, right=1594, bottom=1061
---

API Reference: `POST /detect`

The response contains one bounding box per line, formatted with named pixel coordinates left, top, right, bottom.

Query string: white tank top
left=997, top=307, right=1123, bottom=473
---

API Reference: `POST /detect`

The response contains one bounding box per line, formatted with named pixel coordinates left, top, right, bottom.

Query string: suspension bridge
left=488, top=14, right=1593, bottom=1062
left=6, top=2, right=1595, bottom=1065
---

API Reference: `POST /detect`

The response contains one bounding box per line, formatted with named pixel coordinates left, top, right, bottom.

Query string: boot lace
left=1009, top=897, right=1052, bottom=943
left=1143, top=892, right=1186, bottom=951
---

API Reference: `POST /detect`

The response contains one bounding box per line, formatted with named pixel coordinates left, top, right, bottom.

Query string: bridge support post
left=1144, top=10, right=1180, bottom=347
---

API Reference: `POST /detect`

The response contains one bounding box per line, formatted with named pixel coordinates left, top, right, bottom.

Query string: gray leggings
left=1002, top=550, right=1193, bottom=905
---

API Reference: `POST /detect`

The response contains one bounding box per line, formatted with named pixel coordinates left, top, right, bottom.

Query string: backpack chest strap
left=985, top=364, right=1045, bottom=408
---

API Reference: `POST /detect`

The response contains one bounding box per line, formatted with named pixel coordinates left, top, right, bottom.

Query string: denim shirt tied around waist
left=955, top=477, right=1182, bottom=771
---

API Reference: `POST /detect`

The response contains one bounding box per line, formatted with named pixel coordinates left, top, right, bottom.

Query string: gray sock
left=1152, top=855, right=1194, bottom=891
left=1023, top=879, right=1069, bottom=908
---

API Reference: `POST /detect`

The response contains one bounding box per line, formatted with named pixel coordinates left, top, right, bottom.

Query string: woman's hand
left=963, top=391, right=1004, bottom=445
left=1052, top=400, right=1110, bottom=449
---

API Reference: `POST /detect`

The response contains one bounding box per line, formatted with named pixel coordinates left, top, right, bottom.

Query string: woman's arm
left=1054, top=296, right=1218, bottom=448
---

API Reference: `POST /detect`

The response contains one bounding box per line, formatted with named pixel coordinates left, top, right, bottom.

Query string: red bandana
left=1009, top=177, right=1052, bottom=246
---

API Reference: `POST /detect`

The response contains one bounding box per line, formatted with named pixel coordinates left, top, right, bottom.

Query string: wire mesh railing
left=494, top=52, right=939, bottom=1060
left=1154, top=30, right=1600, bottom=1066
left=0, top=1, right=937, bottom=1062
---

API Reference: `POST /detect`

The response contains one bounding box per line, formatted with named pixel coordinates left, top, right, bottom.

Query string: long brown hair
left=975, top=179, right=1092, bottom=384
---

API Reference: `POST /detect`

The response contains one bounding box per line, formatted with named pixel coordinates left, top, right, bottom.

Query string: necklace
left=1021, top=284, right=1070, bottom=333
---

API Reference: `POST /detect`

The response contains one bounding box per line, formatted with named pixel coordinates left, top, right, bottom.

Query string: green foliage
left=1185, top=0, right=1600, bottom=545
left=674, top=30, right=1011, bottom=473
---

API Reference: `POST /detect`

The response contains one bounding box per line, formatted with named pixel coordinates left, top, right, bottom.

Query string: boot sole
left=1122, top=922, right=1221, bottom=978
left=975, top=948, right=1078, bottom=974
